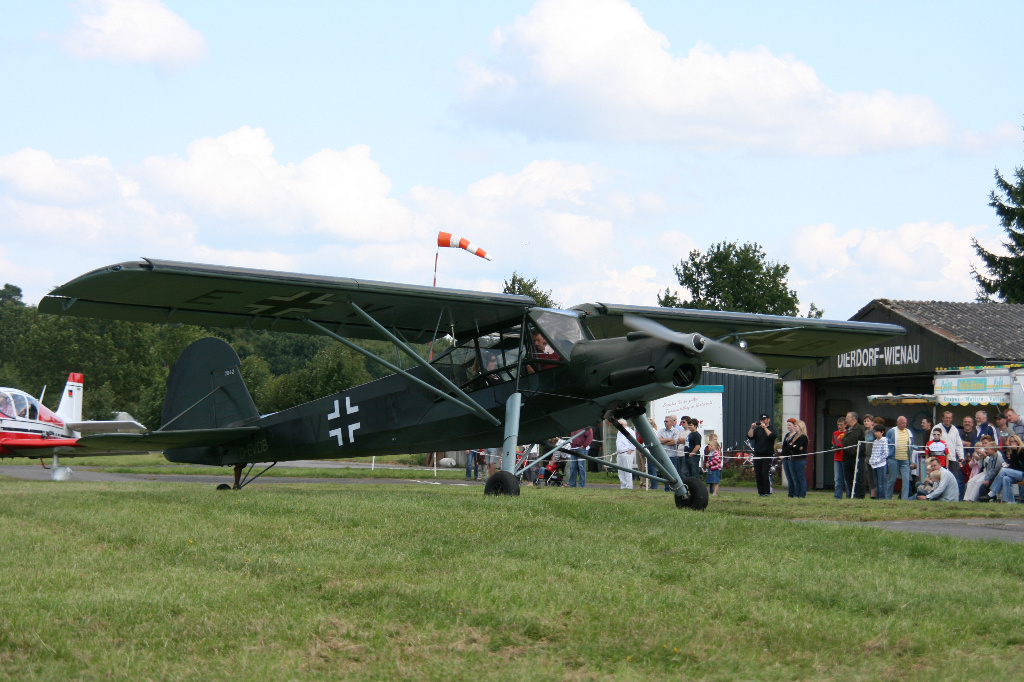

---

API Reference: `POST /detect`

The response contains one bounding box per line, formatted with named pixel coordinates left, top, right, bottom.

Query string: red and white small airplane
left=0, top=373, right=145, bottom=480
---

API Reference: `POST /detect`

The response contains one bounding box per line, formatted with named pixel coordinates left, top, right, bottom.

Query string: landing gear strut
left=215, top=462, right=277, bottom=490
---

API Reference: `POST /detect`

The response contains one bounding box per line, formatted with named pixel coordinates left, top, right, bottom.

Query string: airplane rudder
left=162, top=338, right=259, bottom=430
left=56, top=372, right=84, bottom=423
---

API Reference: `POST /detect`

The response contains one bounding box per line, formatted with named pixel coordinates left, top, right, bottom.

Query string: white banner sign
left=650, top=389, right=723, bottom=443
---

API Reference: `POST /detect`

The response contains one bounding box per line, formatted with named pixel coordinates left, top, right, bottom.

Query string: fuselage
left=166, top=333, right=702, bottom=466
left=0, top=387, right=70, bottom=457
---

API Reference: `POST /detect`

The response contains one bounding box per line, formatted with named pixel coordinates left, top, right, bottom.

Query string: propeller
left=622, top=314, right=767, bottom=372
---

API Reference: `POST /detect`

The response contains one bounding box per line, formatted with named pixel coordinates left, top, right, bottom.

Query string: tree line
left=0, top=293, right=375, bottom=427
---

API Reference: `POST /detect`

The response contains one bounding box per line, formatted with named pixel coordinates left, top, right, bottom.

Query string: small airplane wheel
left=675, top=476, right=709, bottom=510
left=216, top=483, right=232, bottom=491
left=484, top=471, right=521, bottom=496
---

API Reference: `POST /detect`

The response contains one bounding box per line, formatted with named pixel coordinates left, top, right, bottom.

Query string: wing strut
left=305, top=318, right=501, bottom=427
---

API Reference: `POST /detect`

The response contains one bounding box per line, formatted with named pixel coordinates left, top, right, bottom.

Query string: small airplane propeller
left=622, top=314, right=767, bottom=372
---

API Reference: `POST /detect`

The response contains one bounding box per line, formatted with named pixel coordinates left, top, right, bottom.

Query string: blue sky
left=2, top=0, right=1023, bottom=319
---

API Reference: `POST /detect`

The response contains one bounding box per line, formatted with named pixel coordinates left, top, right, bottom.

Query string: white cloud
left=788, top=221, right=1003, bottom=317
left=457, top=0, right=960, bottom=154
left=141, top=127, right=413, bottom=241
left=0, top=148, right=133, bottom=203
left=0, top=130, right=679, bottom=308
left=60, top=0, right=207, bottom=71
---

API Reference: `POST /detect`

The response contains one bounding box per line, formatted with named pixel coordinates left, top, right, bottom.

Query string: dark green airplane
left=38, top=259, right=904, bottom=509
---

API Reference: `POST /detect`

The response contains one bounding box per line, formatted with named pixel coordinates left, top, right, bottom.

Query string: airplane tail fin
left=161, top=338, right=259, bottom=431
left=56, top=373, right=84, bottom=424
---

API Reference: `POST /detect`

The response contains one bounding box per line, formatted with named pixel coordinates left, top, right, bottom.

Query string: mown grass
left=83, top=464, right=471, bottom=481
left=1, top=480, right=1023, bottom=680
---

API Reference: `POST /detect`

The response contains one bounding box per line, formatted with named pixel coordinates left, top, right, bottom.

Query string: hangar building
left=781, top=299, right=1024, bottom=490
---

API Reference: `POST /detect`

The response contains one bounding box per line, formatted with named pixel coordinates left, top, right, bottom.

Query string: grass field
left=2, top=478, right=1023, bottom=680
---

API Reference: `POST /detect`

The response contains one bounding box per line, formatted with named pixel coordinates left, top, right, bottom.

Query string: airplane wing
left=573, top=303, right=905, bottom=369
left=39, top=259, right=535, bottom=343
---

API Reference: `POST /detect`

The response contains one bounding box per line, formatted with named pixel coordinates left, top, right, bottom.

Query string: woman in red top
left=832, top=417, right=847, bottom=499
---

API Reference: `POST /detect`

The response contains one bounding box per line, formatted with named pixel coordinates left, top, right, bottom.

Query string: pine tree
left=973, top=162, right=1024, bottom=302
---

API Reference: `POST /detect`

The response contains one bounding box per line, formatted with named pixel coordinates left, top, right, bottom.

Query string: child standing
left=925, top=428, right=950, bottom=468
left=869, top=424, right=890, bottom=499
left=705, top=434, right=723, bottom=496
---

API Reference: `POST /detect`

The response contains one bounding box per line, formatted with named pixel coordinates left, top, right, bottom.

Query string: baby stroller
left=538, top=458, right=565, bottom=486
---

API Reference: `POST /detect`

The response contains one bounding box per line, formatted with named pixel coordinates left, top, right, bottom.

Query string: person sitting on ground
left=918, top=457, right=959, bottom=501
left=974, top=437, right=1005, bottom=500
left=963, top=444, right=990, bottom=501
left=962, top=446, right=987, bottom=499
left=988, top=434, right=1024, bottom=503
left=925, top=428, right=950, bottom=467
left=915, top=458, right=938, bottom=497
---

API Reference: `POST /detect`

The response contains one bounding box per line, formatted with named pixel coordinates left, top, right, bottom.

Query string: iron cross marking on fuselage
left=246, top=291, right=334, bottom=317
left=326, top=397, right=360, bottom=447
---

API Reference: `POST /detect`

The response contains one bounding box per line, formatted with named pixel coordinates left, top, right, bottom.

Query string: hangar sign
left=836, top=344, right=921, bottom=369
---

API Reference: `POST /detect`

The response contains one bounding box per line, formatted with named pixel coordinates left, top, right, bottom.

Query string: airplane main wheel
left=675, top=476, right=709, bottom=510
left=484, top=471, right=521, bottom=496
left=216, top=483, right=232, bottom=491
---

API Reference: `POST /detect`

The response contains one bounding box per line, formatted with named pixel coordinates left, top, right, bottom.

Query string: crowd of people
left=830, top=408, right=1024, bottom=502
left=464, top=406, right=1024, bottom=502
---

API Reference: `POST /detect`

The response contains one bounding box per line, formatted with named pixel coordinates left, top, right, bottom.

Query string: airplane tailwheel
left=484, top=471, right=521, bottom=496
left=216, top=483, right=232, bottom=491
left=675, top=476, right=709, bottom=510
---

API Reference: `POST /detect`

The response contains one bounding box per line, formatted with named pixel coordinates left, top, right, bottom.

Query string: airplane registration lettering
left=238, top=438, right=269, bottom=458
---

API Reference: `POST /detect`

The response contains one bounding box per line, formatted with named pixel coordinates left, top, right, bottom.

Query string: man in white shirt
left=653, top=416, right=678, bottom=492
left=614, top=419, right=636, bottom=490
left=937, top=411, right=965, bottom=500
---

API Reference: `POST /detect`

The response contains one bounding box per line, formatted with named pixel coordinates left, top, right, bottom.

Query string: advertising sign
left=650, top=386, right=724, bottom=442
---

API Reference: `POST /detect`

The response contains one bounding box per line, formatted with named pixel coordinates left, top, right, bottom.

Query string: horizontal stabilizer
left=67, top=420, right=147, bottom=433
left=77, top=426, right=260, bottom=452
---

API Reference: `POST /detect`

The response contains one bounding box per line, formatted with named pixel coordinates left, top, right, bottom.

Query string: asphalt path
left=4, top=465, right=1023, bottom=542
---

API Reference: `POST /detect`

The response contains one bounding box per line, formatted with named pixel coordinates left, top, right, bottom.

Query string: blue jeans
left=889, top=459, right=911, bottom=500
left=989, top=468, right=1024, bottom=502
left=681, top=455, right=700, bottom=479
left=568, top=453, right=587, bottom=487
left=784, top=459, right=807, bottom=497
left=650, top=455, right=669, bottom=490
left=833, top=460, right=847, bottom=499
left=668, top=456, right=683, bottom=489
left=884, top=458, right=897, bottom=499
left=872, top=465, right=888, bottom=500
left=465, top=451, right=479, bottom=479
left=949, top=462, right=965, bottom=500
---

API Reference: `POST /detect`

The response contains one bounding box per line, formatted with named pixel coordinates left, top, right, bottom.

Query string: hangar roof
left=854, top=300, right=1024, bottom=363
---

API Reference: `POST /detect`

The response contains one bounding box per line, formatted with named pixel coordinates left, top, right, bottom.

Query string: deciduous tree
left=658, top=241, right=803, bottom=316
left=503, top=272, right=560, bottom=308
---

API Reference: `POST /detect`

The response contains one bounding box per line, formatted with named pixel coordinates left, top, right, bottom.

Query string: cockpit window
left=528, top=309, right=587, bottom=359
left=0, top=391, right=13, bottom=419
left=5, top=392, right=39, bottom=420
left=11, top=393, right=28, bottom=419
left=435, top=328, right=525, bottom=390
